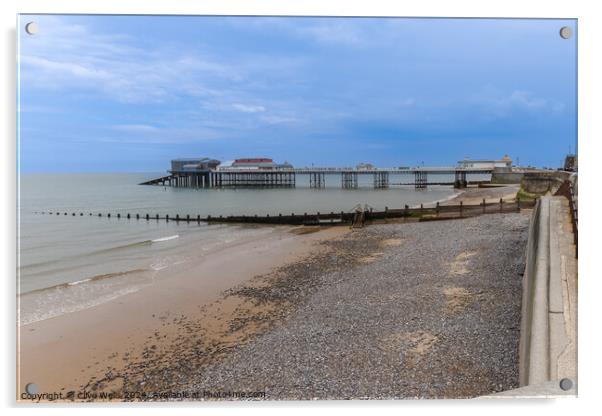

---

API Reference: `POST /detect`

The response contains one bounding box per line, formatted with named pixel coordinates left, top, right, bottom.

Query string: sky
left=18, top=15, right=577, bottom=172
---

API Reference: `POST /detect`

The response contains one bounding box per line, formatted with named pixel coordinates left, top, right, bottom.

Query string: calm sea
left=18, top=172, right=465, bottom=325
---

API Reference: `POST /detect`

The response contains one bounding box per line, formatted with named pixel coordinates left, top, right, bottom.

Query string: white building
left=457, top=155, right=512, bottom=169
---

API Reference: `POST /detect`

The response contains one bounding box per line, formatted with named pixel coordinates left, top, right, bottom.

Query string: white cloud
left=19, top=17, right=246, bottom=103
left=112, top=124, right=159, bottom=133
left=298, top=22, right=366, bottom=46
left=231, top=103, right=266, bottom=113
left=469, top=87, right=562, bottom=118
left=261, top=115, right=300, bottom=124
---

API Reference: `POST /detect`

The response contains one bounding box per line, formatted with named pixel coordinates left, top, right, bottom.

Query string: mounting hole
left=559, top=26, right=572, bottom=39
left=25, top=383, right=38, bottom=395
left=559, top=378, right=573, bottom=391
left=25, top=22, right=39, bottom=35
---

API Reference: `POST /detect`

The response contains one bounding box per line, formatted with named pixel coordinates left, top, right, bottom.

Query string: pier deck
left=140, top=167, right=493, bottom=189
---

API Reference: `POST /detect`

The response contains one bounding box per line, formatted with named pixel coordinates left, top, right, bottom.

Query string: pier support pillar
left=310, top=172, right=325, bottom=188
left=454, top=171, right=467, bottom=188
left=342, top=172, right=358, bottom=189
left=373, top=171, right=389, bottom=189
left=415, top=171, right=427, bottom=189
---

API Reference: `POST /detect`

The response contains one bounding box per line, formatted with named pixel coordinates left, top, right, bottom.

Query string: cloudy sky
left=18, top=15, right=576, bottom=172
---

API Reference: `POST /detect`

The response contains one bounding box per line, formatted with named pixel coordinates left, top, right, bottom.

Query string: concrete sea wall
left=514, top=196, right=577, bottom=396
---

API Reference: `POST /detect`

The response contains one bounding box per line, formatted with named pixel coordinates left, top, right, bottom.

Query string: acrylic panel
left=17, top=15, right=578, bottom=402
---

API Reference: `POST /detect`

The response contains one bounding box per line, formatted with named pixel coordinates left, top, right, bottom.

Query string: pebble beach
left=180, top=213, right=530, bottom=399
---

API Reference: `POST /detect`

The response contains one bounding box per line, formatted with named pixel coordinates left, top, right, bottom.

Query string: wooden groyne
left=34, top=198, right=536, bottom=228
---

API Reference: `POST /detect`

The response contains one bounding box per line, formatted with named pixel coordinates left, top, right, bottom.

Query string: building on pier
left=220, top=158, right=293, bottom=170
left=457, top=155, right=512, bottom=169
left=170, top=157, right=221, bottom=172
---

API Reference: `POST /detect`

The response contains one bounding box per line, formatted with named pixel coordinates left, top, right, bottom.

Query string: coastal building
left=221, top=158, right=294, bottom=170
left=170, top=157, right=221, bottom=172
left=356, top=162, right=375, bottom=170
left=232, top=158, right=276, bottom=169
left=457, top=155, right=512, bottom=169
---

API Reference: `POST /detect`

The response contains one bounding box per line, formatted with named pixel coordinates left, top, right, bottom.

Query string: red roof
left=234, top=158, right=273, bottom=163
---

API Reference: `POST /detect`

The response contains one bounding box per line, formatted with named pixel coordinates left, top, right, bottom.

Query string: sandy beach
left=18, top=225, right=348, bottom=400
left=443, top=184, right=521, bottom=205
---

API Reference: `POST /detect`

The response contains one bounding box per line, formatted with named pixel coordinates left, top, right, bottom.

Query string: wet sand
left=17, top=225, right=348, bottom=401
left=442, top=184, right=520, bottom=206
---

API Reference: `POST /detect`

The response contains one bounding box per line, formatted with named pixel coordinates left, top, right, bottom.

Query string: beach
left=180, top=212, right=530, bottom=400
left=18, top=225, right=348, bottom=399
left=17, top=183, right=527, bottom=401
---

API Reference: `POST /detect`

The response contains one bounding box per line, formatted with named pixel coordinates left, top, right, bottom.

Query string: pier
left=140, top=167, right=493, bottom=189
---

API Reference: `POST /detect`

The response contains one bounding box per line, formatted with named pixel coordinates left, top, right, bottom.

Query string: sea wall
left=520, top=171, right=572, bottom=194
left=491, top=168, right=525, bottom=184
left=516, top=195, right=577, bottom=393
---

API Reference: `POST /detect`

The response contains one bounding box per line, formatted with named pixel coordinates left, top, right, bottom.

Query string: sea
left=18, top=172, right=476, bottom=326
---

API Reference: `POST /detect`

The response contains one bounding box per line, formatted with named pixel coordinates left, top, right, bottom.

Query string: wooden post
left=436, top=202, right=440, bottom=217
left=176, top=214, right=179, bottom=221
left=127, top=213, right=130, bottom=219
left=136, top=213, right=139, bottom=219
left=482, top=198, right=486, bottom=214
left=500, top=198, right=503, bottom=213
left=384, top=206, right=388, bottom=219
left=117, top=213, right=120, bottom=219
left=166, top=214, right=169, bottom=222
left=420, top=204, right=423, bottom=215
left=156, top=214, right=159, bottom=220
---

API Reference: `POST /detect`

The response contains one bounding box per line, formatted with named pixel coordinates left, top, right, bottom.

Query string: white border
left=2, top=1, right=599, bottom=415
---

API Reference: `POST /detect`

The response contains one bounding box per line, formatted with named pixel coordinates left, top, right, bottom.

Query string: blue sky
left=18, top=15, right=577, bottom=172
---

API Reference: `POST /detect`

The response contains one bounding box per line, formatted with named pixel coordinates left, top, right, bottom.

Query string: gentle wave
left=20, top=286, right=142, bottom=326
left=151, top=234, right=179, bottom=242
left=20, top=268, right=149, bottom=296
